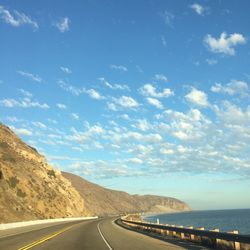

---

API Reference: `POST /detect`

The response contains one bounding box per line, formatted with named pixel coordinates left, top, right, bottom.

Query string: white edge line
left=97, top=222, right=113, bottom=250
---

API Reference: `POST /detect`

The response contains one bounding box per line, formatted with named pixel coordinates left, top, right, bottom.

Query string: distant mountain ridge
left=0, top=123, right=190, bottom=223
left=62, top=172, right=191, bottom=216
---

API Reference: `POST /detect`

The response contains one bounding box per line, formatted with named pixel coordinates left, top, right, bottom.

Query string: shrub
left=17, top=188, right=26, bottom=198
left=7, top=176, right=19, bottom=188
left=47, top=170, right=56, bottom=178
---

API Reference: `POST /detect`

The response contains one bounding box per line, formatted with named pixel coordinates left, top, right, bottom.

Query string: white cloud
left=161, top=10, right=174, bottom=27
left=17, top=70, right=42, bottom=82
left=89, top=125, right=105, bottom=134
left=0, top=5, right=38, bottom=30
left=56, top=103, right=67, bottom=109
left=99, top=77, right=130, bottom=91
left=136, top=119, right=151, bottom=131
left=160, top=148, right=174, bottom=155
left=127, top=158, right=143, bottom=164
left=110, top=64, right=128, bottom=72
left=71, top=113, right=79, bottom=120
left=206, top=58, right=218, bottom=65
left=58, top=80, right=83, bottom=95
left=70, top=160, right=131, bottom=178
left=6, top=116, right=20, bottom=123
left=114, top=96, right=139, bottom=108
left=215, top=101, right=250, bottom=126
left=204, top=32, right=246, bottom=55
left=85, top=89, right=105, bottom=100
left=32, top=121, right=47, bottom=129
left=55, top=17, right=70, bottom=32
left=139, top=83, right=174, bottom=98
left=107, top=103, right=118, bottom=111
left=48, top=118, right=57, bottom=124
left=185, top=88, right=209, bottom=107
left=154, top=74, right=168, bottom=82
left=190, top=3, right=205, bottom=16
left=66, top=125, right=105, bottom=144
left=0, top=97, right=49, bottom=109
left=10, top=126, right=32, bottom=136
left=161, top=35, right=167, bottom=46
left=60, top=66, right=72, bottom=74
left=58, top=81, right=105, bottom=99
left=211, top=80, right=249, bottom=97
left=177, top=145, right=192, bottom=154
left=120, top=114, right=130, bottom=120
left=19, top=89, right=32, bottom=97
left=146, top=97, right=163, bottom=109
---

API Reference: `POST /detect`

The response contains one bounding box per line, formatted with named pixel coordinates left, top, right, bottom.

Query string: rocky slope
left=0, top=124, right=87, bottom=223
left=62, top=172, right=191, bottom=216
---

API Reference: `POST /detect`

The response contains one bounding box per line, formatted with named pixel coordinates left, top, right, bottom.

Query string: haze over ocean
left=0, top=0, right=250, bottom=210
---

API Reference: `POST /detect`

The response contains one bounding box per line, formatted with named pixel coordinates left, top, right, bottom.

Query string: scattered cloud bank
left=1, top=2, right=250, bottom=182
left=204, top=32, right=246, bottom=55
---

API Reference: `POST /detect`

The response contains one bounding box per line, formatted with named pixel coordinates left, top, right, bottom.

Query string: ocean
left=143, top=209, right=250, bottom=235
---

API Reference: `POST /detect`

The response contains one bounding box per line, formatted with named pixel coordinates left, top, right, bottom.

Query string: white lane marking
left=97, top=222, right=113, bottom=250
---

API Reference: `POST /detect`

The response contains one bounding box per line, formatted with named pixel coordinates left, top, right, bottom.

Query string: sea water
left=144, top=209, right=250, bottom=235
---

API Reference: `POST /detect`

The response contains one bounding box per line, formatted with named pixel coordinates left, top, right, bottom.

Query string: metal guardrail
left=121, top=218, right=250, bottom=245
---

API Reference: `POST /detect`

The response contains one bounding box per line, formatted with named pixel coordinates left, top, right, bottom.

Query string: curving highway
left=0, top=218, right=209, bottom=250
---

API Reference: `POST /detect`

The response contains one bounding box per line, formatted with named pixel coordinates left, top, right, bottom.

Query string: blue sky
left=0, top=0, right=250, bottom=210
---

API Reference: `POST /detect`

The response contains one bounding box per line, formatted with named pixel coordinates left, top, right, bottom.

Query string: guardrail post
left=188, top=226, right=195, bottom=241
left=197, top=227, right=205, bottom=243
left=179, top=226, right=185, bottom=239
left=166, top=228, right=170, bottom=236
left=171, top=225, right=176, bottom=237
left=229, top=230, right=240, bottom=250
left=211, top=229, right=221, bottom=248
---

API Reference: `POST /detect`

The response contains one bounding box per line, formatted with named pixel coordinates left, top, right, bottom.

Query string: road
left=0, top=218, right=209, bottom=250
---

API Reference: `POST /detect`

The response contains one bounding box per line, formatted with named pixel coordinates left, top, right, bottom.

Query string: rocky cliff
left=62, top=172, right=191, bottom=216
left=0, top=124, right=87, bottom=223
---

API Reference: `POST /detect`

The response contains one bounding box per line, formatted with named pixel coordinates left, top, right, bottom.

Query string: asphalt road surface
left=0, top=218, right=209, bottom=250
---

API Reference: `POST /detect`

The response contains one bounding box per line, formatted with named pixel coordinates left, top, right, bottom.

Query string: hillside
left=62, top=172, right=191, bottom=216
left=0, top=124, right=88, bottom=223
